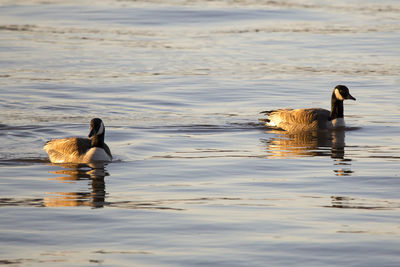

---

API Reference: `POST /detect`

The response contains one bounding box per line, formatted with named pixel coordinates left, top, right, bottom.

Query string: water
left=1, top=0, right=400, bottom=266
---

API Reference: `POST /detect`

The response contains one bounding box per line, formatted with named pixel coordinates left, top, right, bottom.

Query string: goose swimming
left=43, top=118, right=112, bottom=163
left=261, top=85, right=356, bottom=132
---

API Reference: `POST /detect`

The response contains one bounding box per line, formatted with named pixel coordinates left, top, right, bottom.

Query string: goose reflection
left=44, top=163, right=109, bottom=208
left=262, top=128, right=353, bottom=176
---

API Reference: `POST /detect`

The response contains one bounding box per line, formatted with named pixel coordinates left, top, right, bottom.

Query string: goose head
left=333, top=85, right=356, bottom=101
left=88, top=118, right=105, bottom=138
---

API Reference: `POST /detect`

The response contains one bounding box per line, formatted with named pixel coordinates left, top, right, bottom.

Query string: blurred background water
left=1, top=0, right=400, bottom=266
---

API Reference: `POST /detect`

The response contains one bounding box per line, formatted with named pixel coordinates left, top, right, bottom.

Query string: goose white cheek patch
left=334, top=89, right=345, bottom=100
left=97, top=122, right=104, bottom=135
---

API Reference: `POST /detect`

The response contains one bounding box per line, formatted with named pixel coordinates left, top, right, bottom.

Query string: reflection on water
left=44, top=163, right=109, bottom=208
left=46, top=164, right=186, bottom=211
left=262, top=129, right=353, bottom=176
left=0, top=163, right=109, bottom=208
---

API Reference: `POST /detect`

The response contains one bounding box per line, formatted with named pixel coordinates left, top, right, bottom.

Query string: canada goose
left=43, top=118, right=112, bottom=163
left=261, top=85, right=356, bottom=132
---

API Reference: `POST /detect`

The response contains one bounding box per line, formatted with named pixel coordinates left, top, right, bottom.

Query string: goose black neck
left=330, top=94, right=344, bottom=120
left=91, top=132, right=105, bottom=148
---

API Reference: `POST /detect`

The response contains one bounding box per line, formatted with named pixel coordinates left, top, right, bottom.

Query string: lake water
left=1, top=0, right=400, bottom=266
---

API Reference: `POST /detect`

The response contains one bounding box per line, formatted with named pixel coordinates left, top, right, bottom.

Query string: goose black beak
left=347, top=94, right=356, bottom=101
left=88, top=128, right=96, bottom=138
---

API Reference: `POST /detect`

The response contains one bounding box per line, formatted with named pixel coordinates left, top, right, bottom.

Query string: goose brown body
left=265, top=108, right=331, bottom=131
left=44, top=137, right=112, bottom=163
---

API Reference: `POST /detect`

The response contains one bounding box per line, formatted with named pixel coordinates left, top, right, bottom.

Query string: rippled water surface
left=1, top=0, right=400, bottom=266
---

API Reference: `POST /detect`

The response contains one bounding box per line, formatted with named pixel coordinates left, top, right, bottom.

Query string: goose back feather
left=265, top=108, right=331, bottom=131
left=44, top=138, right=112, bottom=163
